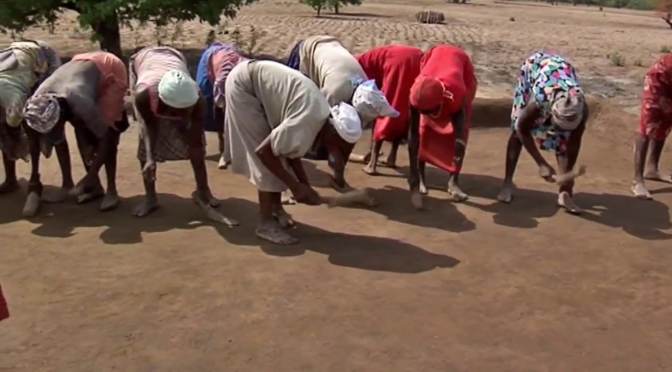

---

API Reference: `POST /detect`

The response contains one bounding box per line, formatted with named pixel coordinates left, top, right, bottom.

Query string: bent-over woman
left=0, top=40, right=61, bottom=198
left=196, top=43, right=246, bottom=169
left=129, top=46, right=236, bottom=225
left=632, top=53, right=672, bottom=199
left=287, top=35, right=397, bottom=191
left=23, top=51, right=129, bottom=216
left=497, top=51, right=588, bottom=214
left=407, top=45, right=477, bottom=209
left=354, top=45, right=423, bottom=175
left=224, top=60, right=362, bottom=245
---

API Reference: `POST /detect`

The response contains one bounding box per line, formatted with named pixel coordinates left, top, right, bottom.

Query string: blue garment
left=287, top=40, right=303, bottom=71
left=197, top=43, right=237, bottom=132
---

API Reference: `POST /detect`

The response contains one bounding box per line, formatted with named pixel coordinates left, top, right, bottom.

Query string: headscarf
left=351, top=79, right=399, bottom=122
left=158, top=69, right=199, bottom=109
left=329, top=102, right=362, bottom=144
left=551, top=91, right=584, bottom=130
left=409, top=76, right=453, bottom=112
left=23, top=94, right=60, bottom=133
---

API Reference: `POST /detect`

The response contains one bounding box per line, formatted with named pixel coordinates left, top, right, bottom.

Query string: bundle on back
left=415, top=10, right=446, bottom=24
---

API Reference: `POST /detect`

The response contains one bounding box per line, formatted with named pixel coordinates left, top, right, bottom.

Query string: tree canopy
left=0, top=0, right=259, bottom=58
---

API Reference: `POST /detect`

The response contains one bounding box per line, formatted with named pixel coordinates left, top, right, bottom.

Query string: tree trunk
left=317, top=6, right=322, bottom=16
left=92, top=11, right=123, bottom=61
left=334, top=3, right=339, bottom=14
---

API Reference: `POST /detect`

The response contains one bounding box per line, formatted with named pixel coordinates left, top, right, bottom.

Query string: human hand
left=538, top=163, right=556, bottom=183
left=292, top=183, right=322, bottom=206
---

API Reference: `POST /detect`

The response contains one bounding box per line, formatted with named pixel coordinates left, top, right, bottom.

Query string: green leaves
left=0, top=0, right=257, bottom=34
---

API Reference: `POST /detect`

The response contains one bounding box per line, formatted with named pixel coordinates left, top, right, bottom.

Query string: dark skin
left=213, top=106, right=230, bottom=169
left=632, top=134, right=672, bottom=200
left=133, top=89, right=236, bottom=225
left=0, top=120, right=21, bottom=195
left=255, top=123, right=351, bottom=245
left=407, top=102, right=467, bottom=209
left=496, top=101, right=588, bottom=214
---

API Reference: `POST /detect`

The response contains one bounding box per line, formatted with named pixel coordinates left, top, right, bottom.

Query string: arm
left=407, top=106, right=421, bottom=191
left=287, top=158, right=309, bottom=185
left=255, top=137, right=301, bottom=191
left=186, top=97, right=209, bottom=191
left=515, top=103, right=551, bottom=168
left=451, top=107, right=466, bottom=165
left=133, top=89, right=159, bottom=166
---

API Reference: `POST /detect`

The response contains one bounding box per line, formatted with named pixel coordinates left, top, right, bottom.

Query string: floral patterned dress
left=510, top=52, right=584, bottom=155
left=639, top=53, right=672, bottom=141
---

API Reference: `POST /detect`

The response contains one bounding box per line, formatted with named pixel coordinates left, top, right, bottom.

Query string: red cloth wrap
left=413, top=45, right=477, bottom=173
left=357, top=45, right=423, bottom=142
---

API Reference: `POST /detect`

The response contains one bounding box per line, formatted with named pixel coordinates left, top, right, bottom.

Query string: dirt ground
left=2, top=0, right=672, bottom=371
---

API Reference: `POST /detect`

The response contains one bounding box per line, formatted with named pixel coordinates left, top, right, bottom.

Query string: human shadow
left=26, top=193, right=261, bottom=246
left=459, top=173, right=672, bottom=240
left=260, top=224, right=460, bottom=274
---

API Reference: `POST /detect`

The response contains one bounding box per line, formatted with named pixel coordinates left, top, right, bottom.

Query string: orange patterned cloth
left=639, top=53, right=672, bottom=140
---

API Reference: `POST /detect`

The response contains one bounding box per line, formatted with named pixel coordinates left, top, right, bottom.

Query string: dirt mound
left=470, top=95, right=638, bottom=144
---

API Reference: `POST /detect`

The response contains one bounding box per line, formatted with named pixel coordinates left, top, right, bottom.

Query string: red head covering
left=410, top=76, right=453, bottom=111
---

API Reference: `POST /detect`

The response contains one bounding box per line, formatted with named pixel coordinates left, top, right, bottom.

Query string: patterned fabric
left=136, top=118, right=200, bottom=162
left=287, top=40, right=303, bottom=71
left=210, top=48, right=246, bottom=109
left=511, top=51, right=584, bottom=154
left=34, top=40, right=61, bottom=84
left=639, top=53, right=672, bottom=140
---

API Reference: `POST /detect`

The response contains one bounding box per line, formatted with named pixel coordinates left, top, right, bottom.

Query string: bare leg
left=556, top=154, right=582, bottom=214
left=255, top=191, right=298, bottom=245
left=419, top=161, right=428, bottom=195
left=74, top=129, right=104, bottom=204
left=133, top=160, right=160, bottom=217
left=0, top=151, right=18, bottom=194
left=23, top=130, right=43, bottom=217
left=100, top=132, right=120, bottom=212
left=497, top=133, right=523, bottom=203
left=362, top=140, right=383, bottom=175
left=272, top=192, right=295, bottom=228
left=447, top=172, right=468, bottom=202
left=408, top=108, right=423, bottom=209
left=42, top=140, right=76, bottom=203
left=632, top=134, right=652, bottom=199
left=380, top=137, right=401, bottom=168
left=644, top=138, right=672, bottom=183
left=215, top=108, right=230, bottom=170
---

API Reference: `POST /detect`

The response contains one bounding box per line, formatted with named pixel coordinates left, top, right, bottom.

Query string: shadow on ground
left=0, top=184, right=457, bottom=274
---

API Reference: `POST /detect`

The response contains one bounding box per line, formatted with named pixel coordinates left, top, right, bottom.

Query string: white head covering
left=23, top=94, right=61, bottom=133
left=158, top=70, right=199, bottom=109
left=329, top=102, right=362, bottom=144
left=551, top=92, right=584, bottom=131
left=351, top=79, right=400, bottom=122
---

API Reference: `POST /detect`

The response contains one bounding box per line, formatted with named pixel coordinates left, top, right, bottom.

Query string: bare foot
left=558, top=191, right=582, bottom=215
left=76, top=184, right=105, bottom=204
left=448, top=183, right=469, bottom=202
left=281, top=190, right=296, bottom=205
left=379, top=155, right=397, bottom=168
left=22, top=192, right=41, bottom=217
left=133, top=197, right=159, bottom=217
left=411, top=190, right=423, bottom=210
left=217, top=155, right=230, bottom=170
left=419, top=182, right=428, bottom=195
left=42, top=187, right=70, bottom=203
left=362, top=163, right=379, bottom=176
left=100, top=192, right=120, bottom=212
left=497, top=183, right=514, bottom=203
left=206, top=192, right=221, bottom=208
left=191, top=191, right=238, bottom=226
left=329, top=176, right=349, bottom=192
left=644, top=170, right=672, bottom=183
left=631, top=181, right=652, bottom=200
left=256, top=221, right=298, bottom=245
left=273, top=208, right=296, bottom=228
left=0, top=180, right=19, bottom=195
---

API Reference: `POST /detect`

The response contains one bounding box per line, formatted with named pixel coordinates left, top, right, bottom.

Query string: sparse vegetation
left=609, top=52, right=626, bottom=66
left=415, top=10, right=446, bottom=24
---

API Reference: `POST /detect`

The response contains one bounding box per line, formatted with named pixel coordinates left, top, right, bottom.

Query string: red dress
left=357, top=45, right=423, bottom=142
left=415, top=45, right=477, bottom=173
left=0, top=284, right=9, bottom=321
left=639, top=53, right=672, bottom=141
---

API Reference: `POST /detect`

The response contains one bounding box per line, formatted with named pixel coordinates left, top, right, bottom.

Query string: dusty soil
left=2, top=1, right=672, bottom=371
